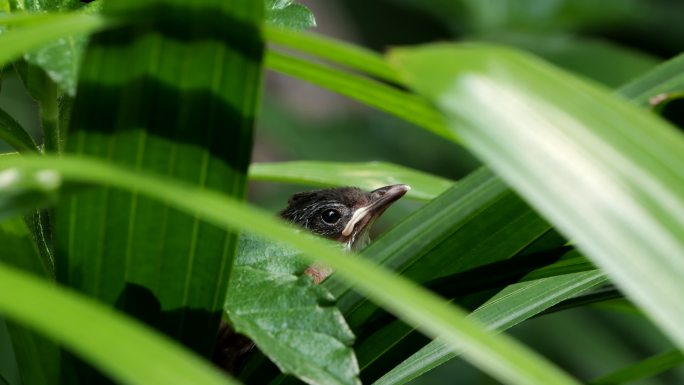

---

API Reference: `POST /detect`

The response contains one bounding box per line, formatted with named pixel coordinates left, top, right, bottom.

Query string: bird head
left=280, top=184, right=410, bottom=251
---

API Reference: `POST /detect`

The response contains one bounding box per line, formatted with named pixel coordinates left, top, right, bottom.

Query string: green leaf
left=0, top=108, right=38, bottom=152
left=10, top=0, right=81, bottom=12
left=0, top=261, right=241, bottom=385
left=265, top=50, right=451, bottom=140
left=589, top=350, right=684, bottom=385
left=618, top=51, right=684, bottom=107
left=0, top=13, right=107, bottom=68
left=0, top=153, right=59, bottom=219
left=374, top=271, right=607, bottom=385
left=471, top=33, right=659, bottom=88
left=0, top=217, right=57, bottom=385
left=226, top=234, right=359, bottom=385
left=0, top=154, right=581, bottom=385
left=22, top=15, right=90, bottom=96
left=53, top=1, right=264, bottom=379
left=264, top=27, right=400, bottom=84
left=265, top=0, right=315, bottom=31
left=390, top=43, right=684, bottom=351
left=330, top=168, right=552, bottom=324
left=249, top=161, right=454, bottom=201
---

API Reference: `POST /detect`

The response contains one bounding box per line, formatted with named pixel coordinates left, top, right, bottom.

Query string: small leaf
left=265, top=0, right=315, bottom=31
left=226, top=234, right=359, bottom=385
left=0, top=13, right=108, bottom=69
left=22, top=3, right=103, bottom=96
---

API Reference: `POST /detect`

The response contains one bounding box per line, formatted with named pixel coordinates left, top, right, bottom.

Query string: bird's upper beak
left=341, top=184, right=411, bottom=238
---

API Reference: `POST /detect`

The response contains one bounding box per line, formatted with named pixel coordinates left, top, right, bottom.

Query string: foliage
left=1, top=1, right=684, bottom=385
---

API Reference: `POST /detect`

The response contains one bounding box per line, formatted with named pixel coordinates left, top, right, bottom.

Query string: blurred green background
left=1, top=0, right=684, bottom=383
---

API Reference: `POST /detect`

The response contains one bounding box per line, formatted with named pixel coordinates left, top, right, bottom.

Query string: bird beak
left=341, top=184, right=411, bottom=237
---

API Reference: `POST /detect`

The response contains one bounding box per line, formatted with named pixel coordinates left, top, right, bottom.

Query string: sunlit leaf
left=391, top=43, right=684, bottom=352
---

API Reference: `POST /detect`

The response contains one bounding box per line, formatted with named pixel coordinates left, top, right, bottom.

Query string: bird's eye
left=321, top=209, right=341, bottom=225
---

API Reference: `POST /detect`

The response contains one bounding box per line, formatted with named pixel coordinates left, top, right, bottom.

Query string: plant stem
left=38, top=80, right=60, bottom=153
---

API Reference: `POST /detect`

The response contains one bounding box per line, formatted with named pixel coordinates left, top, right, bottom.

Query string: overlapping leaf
left=390, top=43, right=684, bottom=353
left=226, top=234, right=359, bottom=385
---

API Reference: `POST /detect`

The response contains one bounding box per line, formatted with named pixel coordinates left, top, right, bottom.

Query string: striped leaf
left=53, top=2, right=263, bottom=378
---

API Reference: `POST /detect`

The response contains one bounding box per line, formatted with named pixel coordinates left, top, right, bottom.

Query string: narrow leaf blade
left=249, top=161, right=453, bottom=201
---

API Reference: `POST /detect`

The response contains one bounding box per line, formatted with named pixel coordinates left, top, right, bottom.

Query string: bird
left=215, top=184, right=410, bottom=371
left=279, top=184, right=411, bottom=282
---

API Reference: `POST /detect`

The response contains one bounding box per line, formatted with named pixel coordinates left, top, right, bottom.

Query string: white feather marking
left=341, top=205, right=371, bottom=237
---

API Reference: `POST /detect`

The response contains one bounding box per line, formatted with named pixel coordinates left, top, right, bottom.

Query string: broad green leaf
left=0, top=13, right=107, bottom=68
left=391, top=43, right=684, bottom=351
left=618, top=51, right=684, bottom=107
left=226, top=234, right=359, bottom=385
left=0, top=154, right=581, bottom=385
left=0, top=217, right=57, bottom=385
left=54, top=2, right=264, bottom=376
left=374, top=271, right=607, bottom=385
left=0, top=108, right=38, bottom=152
left=265, top=0, right=315, bottom=31
left=264, top=27, right=400, bottom=84
left=0, top=262, right=240, bottom=385
left=265, top=50, right=450, bottom=140
left=589, top=349, right=684, bottom=385
left=249, top=161, right=454, bottom=201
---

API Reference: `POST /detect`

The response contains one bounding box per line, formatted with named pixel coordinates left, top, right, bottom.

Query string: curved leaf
left=374, top=271, right=607, bottom=385
left=0, top=154, right=581, bottom=385
left=618, top=51, right=684, bottom=107
left=0, top=108, right=38, bottom=153
left=589, top=349, right=684, bottom=385
left=249, top=161, right=453, bottom=201
left=0, top=217, right=57, bottom=385
left=0, top=13, right=107, bottom=68
left=0, top=262, right=240, bottom=385
left=391, top=43, right=684, bottom=351
left=265, top=50, right=450, bottom=140
left=264, top=27, right=400, bottom=84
